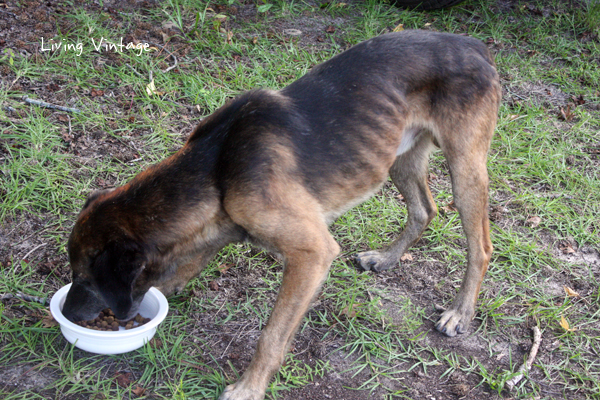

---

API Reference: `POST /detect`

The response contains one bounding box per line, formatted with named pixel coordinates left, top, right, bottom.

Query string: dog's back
left=206, top=31, right=501, bottom=223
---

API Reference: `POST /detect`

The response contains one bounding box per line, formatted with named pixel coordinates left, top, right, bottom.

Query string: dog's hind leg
left=354, top=130, right=437, bottom=273
left=434, top=110, right=495, bottom=337
left=219, top=189, right=340, bottom=400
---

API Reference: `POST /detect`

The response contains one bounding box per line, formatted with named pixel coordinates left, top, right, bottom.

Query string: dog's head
left=62, top=189, right=151, bottom=322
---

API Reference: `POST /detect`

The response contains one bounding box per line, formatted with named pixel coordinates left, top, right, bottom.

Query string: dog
left=62, top=30, right=500, bottom=400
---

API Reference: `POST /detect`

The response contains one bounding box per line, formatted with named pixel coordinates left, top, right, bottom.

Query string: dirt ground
left=1, top=0, right=599, bottom=399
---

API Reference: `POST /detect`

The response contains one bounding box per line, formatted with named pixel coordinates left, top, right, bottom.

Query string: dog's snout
left=62, top=308, right=84, bottom=323
left=61, top=280, right=106, bottom=323
left=113, top=309, right=130, bottom=320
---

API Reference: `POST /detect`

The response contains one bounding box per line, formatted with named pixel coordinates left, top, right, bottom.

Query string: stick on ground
left=20, top=243, right=47, bottom=264
left=1, top=293, right=49, bottom=306
left=149, top=42, right=178, bottom=73
left=506, top=326, right=542, bottom=390
left=20, top=96, right=81, bottom=113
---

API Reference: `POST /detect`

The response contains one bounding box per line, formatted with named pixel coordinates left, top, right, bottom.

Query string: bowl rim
left=50, top=283, right=169, bottom=338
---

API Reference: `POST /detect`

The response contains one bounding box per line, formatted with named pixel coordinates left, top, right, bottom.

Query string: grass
left=1, top=0, right=599, bottom=399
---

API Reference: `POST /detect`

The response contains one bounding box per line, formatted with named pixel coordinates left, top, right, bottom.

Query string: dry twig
left=506, top=326, right=542, bottom=390
left=126, top=63, right=144, bottom=77
left=0, top=9, right=17, bottom=17
left=0, top=292, right=49, bottom=305
left=20, top=243, right=48, bottom=264
left=149, top=42, right=178, bottom=73
left=19, top=96, right=81, bottom=113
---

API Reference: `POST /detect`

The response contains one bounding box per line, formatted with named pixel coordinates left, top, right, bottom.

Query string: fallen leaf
left=283, top=29, right=302, bottom=36
left=559, top=315, right=575, bottom=332
left=96, top=177, right=108, bottom=187
left=571, top=94, right=585, bottom=106
left=41, top=314, right=59, bottom=328
left=393, top=23, right=404, bottom=32
left=441, top=200, right=457, bottom=213
left=564, top=286, right=580, bottom=297
left=37, top=261, right=59, bottom=275
left=35, top=309, right=59, bottom=328
left=146, top=79, right=156, bottom=96
left=132, top=385, right=146, bottom=397
left=114, top=371, right=132, bottom=388
left=559, top=242, right=576, bottom=254
left=559, top=105, right=574, bottom=121
left=90, top=88, right=104, bottom=97
left=145, top=79, right=165, bottom=96
left=526, top=216, right=541, bottom=228
left=162, top=21, right=178, bottom=30
left=218, top=263, right=233, bottom=275
left=489, top=205, right=508, bottom=222
left=400, top=253, right=413, bottom=261
left=341, top=303, right=361, bottom=319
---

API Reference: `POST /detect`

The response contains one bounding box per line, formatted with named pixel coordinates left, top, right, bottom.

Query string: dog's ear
left=91, top=240, right=146, bottom=318
left=82, top=189, right=114, bottom=210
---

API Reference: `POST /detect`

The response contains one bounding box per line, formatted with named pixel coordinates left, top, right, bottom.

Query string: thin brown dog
left=63, top=30, right=500, bottom=400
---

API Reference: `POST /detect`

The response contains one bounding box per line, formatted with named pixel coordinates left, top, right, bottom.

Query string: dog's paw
left=218, top=383, right=263, bottom=400
left=354, top=250, right=396, bottom=273
left=435, top=307, right=472, bottom=337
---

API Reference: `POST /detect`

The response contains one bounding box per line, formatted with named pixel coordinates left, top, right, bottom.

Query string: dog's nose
left=62, top=308, right=82, bottom=323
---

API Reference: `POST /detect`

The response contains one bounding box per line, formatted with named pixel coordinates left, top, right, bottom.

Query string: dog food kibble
left=75, top=308, right=151, bottom=331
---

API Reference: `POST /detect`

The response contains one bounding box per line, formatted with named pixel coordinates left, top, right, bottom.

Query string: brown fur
left=63, top=30, right=501, bottom=400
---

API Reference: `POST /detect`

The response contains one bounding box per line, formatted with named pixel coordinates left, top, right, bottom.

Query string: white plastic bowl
left=50, top=283, right=168, bottom=354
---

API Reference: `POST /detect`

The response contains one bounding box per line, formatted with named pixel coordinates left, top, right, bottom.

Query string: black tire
left=389, top=0, right=466, bottom=10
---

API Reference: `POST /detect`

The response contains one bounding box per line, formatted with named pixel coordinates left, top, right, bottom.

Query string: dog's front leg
left=219, top=220, right=339, bottom=400
left=154, top=247, right=222, bottom=297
